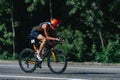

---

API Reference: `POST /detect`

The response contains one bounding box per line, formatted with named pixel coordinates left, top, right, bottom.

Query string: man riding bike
left=31, top=18, right=60, bottom=61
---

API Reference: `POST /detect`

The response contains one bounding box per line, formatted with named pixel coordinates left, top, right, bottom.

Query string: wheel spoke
left=18, top=48, right=36, bottom=73
left=47, top=49, right=67, bottom=73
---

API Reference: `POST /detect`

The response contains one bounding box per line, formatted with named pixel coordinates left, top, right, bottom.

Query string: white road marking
left=0, top=75, right=87, bottom=80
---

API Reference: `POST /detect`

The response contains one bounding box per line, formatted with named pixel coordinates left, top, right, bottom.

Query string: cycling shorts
left=31, top=30, right=39, bottom=39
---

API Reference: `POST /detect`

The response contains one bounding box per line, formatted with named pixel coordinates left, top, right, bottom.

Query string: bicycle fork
left=51, top=48, right=58, bottom=62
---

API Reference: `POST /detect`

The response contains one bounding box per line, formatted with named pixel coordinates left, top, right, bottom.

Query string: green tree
left=0, top=0, right=16, bottom=58
left=24, top=0, right=46, bottom=12
left=1, top=0, right=120, bottom=62
left=65, top=0, right=120, bottom=62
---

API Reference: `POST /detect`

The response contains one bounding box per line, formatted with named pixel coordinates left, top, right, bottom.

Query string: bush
left=0, top=51, right=17, bottom=60
left=56, top=27, right=84, bottom=62
left=95, top=39, right=120, bottom=63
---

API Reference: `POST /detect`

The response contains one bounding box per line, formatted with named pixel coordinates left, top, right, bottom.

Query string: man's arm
left=43, top=24, right=58, bottom=41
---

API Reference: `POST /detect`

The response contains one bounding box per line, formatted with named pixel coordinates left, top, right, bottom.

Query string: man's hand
left=56, top=38, right=64, bottom=42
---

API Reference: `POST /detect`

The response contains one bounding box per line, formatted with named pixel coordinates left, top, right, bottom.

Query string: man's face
left=51, top=24, right=59, bottom=30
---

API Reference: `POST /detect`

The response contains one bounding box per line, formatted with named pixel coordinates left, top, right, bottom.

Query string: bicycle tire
left=18, top=48, right=36, bottom=73
left=47, top=49, right=67, bottom=73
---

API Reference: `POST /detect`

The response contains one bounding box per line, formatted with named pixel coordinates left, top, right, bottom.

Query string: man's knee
left=43, top=38, right=47, bottom=43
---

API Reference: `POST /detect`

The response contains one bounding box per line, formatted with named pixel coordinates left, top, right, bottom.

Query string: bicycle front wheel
left=47, top=49, right=67, bottom=73
left=18, top=48, right=36, bottom=73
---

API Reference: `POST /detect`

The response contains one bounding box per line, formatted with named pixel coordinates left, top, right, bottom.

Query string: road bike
left=18, top=34, right=67, bottom=73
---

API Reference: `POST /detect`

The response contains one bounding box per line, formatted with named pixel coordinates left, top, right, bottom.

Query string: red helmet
left=50, top=18, right=59, bottom=26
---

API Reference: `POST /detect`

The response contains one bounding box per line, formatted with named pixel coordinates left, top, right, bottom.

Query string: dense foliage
left=0, top=0, right=120, bottom=63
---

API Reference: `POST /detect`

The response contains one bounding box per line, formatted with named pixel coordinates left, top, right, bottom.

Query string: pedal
left=36, top=64, right=42, bottom=68
left=36, top=60, right=42, bottom=68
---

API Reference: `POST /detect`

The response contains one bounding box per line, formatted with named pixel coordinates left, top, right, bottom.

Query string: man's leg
left=38, top=35, right=46, bottom=54
left=36, top=34, right=46, bottom=61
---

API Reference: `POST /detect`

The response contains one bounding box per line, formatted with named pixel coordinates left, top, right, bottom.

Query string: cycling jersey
left=31, top=22, right=51, bottom=39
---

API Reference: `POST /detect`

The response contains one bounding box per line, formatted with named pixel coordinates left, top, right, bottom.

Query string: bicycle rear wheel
left=47, top=49, right=67, bottom=73
left=18, top=48, right=36, bottom=73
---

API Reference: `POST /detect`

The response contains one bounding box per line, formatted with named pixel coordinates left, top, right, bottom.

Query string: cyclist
left=31, top=18, right=60, bottom=61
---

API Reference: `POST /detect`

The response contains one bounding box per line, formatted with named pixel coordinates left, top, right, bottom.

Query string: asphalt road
left=0, top=61, right=120, bottom=80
